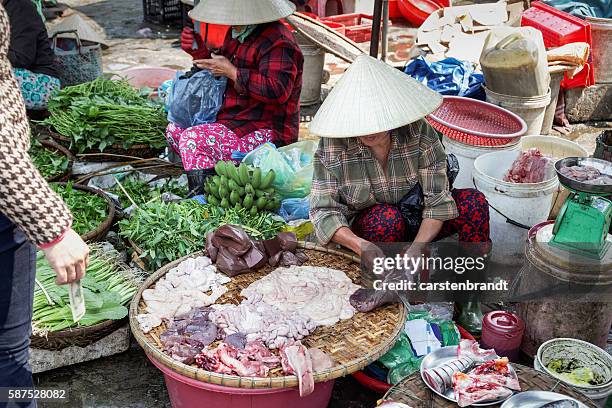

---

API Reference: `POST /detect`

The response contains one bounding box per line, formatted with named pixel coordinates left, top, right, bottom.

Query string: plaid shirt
left=217, top=22, right=303, bottom=146
left=309, top=120, right=459, bottom=244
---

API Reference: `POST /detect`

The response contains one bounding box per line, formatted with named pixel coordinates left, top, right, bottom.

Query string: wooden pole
left=369, top=0, right=384, bottom=57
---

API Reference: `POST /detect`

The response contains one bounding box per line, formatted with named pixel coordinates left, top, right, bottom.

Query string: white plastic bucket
left=484, top=87, right=551, bottom=136
left=298, top=40, right=325, bottom=106
left=442, top=135, right=520, bottom=190
left=473, top=150, right=559, bottom=265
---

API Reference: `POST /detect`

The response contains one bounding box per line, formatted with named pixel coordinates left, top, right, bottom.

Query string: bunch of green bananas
left=204, top=161, right=281, bottom=215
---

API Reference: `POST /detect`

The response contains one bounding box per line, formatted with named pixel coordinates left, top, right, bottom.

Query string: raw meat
left=458, top=339, right=499, bottom=362
left=195, top=340, right=282, bottom=377
left=560, top=165, right=612, bottom=185
left=309, top=348, right=334, bottom=371
left=159, top=307, right=219, bottom=362
left=224, top=333, right=247, bottom=349
left=349, top=288, right=401, bottom=312
left=452, top=371, right=513, bottom=407
left=136, top=256, right=230, bottom=332
left=470, top=357, right=520, bottom=390
left=504, top=148, right=555, bottom=183
left=240, top=266, right=360, bottom=326
left=210, top=298, right=316, bottom=348
left=166, top=344, right=200, bottom=365
left=280, top=341, right=314, bottom=397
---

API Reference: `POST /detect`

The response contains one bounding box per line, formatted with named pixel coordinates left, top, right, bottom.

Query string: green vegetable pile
left=111, top=178, right=188, bottom=209
left=41, top=78, right=167, bottom=153
left=33, top=246, right=139, bottom=333
left=29, top=139, right=69, bottom=180
left=50, top=183, right=108, bottom=236
left=205, top=161, right=281, bottom=214
left=119, top=200, right=285, bottom=269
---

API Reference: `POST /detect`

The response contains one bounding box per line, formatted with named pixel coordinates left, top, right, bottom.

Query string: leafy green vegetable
left=111, top=178, right=188, bottom=209
left=118, top=201, right=285, bottom=270
left=50, top=183, right=108, bottom=236
left=41, top=78, right=167, bottom=153
left=28, top=139, right=69, bottom=180
left=32, top=246, right=139, bottom=333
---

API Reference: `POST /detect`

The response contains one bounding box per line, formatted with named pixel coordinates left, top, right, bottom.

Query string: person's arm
left=233, top=38, right=300, bottom=104
left=331, top=227, right=369, bottom=256
left=5, top=0, right=40, bottom=68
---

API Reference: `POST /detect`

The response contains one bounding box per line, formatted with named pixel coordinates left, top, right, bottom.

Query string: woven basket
left=51, top=183, right=116, bottom=242
left=30, top=318, right=127, bottom=350
left=130, top=243, right=406, bottom=389
left=383, top=364, right=598, bottom=407
left=37, top=139, right=75, bottom=182
left=49, top=128, right=165, bottom=162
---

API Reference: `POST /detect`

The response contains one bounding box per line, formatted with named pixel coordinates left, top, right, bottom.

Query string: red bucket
left=480, top=311, right=525, bottom=362
left=147, top=354, right=335, bottom=408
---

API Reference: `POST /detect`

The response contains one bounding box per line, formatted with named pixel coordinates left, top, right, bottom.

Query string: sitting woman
left=309, top=55, right=491, bottom=258
left=168, top=0, right=304, bottom=194
left=3, top=0, right=60, bottom=111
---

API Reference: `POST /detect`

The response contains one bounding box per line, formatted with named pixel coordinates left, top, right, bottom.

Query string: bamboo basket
left=130, top=243, right=406, bottom=389
left=37, top=139, right=75, bottom=182
left=30, top=318, right=127, bottom=350
left=383, top=364, right=598, bottom=407
left=51, top=183, right=116, bottom=242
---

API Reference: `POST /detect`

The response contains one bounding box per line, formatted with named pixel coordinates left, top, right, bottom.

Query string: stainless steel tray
left=420, top=346, right=514, bottom=406
left=500, top=391, right=588, bottom=408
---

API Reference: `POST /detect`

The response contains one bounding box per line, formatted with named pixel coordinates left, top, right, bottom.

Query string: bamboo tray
left=129, top=243, right=407, bottom=389
left=383, top=364, right=598, bottom=408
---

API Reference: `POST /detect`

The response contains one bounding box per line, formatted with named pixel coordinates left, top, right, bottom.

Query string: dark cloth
left=216, top=22, right=303, bottom=147
left=3, top=0, right=58, bottom=78
left=0, top=213, right=36, bottom=408
left=352, top=188, right=491, bottom=243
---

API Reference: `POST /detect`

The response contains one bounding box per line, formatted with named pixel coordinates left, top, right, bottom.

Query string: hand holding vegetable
left=42, top=229, right=89, bottom=285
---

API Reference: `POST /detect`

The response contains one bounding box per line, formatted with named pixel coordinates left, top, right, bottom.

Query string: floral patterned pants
left=165, top=122, right=273, bottom=171
left=13, top=68, right=61, bottom=110
left=352, top=188, right=491, bottom=243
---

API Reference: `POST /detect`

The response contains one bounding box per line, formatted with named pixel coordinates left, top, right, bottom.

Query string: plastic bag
left=404, top=56, right=485, bottom=100
left=167, top=68, right=227, bottom=129
left=242, top=141, right=317, bottom=199
left=279, top=196, right=310, bottom=221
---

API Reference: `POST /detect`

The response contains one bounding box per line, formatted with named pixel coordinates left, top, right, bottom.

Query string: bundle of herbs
left=118, top=200, right=285, bottom=270
left=110, top=177, right=188, bottom=209
left=33, top=245, right=141, bottom=333
left=41, top=78, right=167, bottom=153
left=29, top=139, right=69, bottom=180
left=50, top=183, right=108, bottom=236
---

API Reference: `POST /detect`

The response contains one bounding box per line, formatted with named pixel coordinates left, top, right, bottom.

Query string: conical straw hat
left=47, top=13, right=108, bottom=48
left=189, top=0, right=296, bottom=26
left=309, top=55, right=443, bottom=138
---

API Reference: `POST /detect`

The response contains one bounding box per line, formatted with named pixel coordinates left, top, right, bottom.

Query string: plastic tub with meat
left=473, top=150, right=559, bottom=266
left=149, top=356, right=335, bottom=408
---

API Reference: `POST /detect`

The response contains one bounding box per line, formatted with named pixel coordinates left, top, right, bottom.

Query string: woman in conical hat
left=309, top=55, right=491, bottom=261
left=170, top=0, right=304, bottom=195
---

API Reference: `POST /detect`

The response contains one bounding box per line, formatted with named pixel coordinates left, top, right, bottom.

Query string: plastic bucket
left=122, top=67, right=177, bottom=90
left=298, top=41, right=325, bottom=106
left=484, top=87, right=551, bottom=136
left=473, top=150, right=559, bottom=265
left=480, top=311, right=525, bottom=363
left=147, top=355, right=335, bottom=408
left=541, top=71, right=565, bottom=135
left=586, top=17, right=612, bottom=84
left=534, top=338, right=612, bottom=408
left=442, top=135, right=520, bottom=190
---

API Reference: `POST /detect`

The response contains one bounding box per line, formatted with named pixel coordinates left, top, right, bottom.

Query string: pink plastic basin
left=147, top=354, right=335, bottom=408
left=122, top=67, right=177, bottom=89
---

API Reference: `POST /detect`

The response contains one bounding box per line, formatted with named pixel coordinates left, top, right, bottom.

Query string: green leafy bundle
left=111, top=178, right=188, bottom=209
left=42, top=78, right=167, bottom=153
left=118, top=200, right=285, bottom=270
left=29, top=139, right=69, bottom=180
left=50, top=183, right=108, bottom=236
left=33, top=246, right=139, bottom=333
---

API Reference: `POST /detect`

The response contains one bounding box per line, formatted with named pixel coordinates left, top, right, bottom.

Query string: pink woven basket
left=427, top=96, right=527, bottom=147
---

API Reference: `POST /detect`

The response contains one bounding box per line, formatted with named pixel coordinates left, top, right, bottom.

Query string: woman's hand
left=194, top=54, right=238, bottom=82
left=42, top=229, right=89, bottom=285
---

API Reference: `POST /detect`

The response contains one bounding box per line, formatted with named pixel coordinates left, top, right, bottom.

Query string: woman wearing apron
left=0, top=5, right=89, bottom=407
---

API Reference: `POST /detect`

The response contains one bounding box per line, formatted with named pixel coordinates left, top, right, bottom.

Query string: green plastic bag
left=242, top=141, right=317, bottom=199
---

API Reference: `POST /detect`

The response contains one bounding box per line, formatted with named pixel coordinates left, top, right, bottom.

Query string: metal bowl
left=500, top=391, right=588, bottom=408
left=555, top=157, right=612, bottom=195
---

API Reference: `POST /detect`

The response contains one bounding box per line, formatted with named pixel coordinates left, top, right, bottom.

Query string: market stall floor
left=33, top=341, right=380, bottom=408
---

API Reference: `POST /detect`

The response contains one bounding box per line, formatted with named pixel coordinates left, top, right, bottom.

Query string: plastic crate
left=521, top=1, right=594, bottom=88
left=143, top=0, right=182, bottom=25
left=321, top=13, right=389, bottom=43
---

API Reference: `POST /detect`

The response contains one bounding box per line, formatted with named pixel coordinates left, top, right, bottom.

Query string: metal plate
left=420, top=346, right=514, bottom=406
left=500, top=391, right=589, bottom=408
left=555, top=157, right=612, bottom=195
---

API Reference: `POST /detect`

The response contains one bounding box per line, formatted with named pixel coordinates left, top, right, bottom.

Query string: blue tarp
left=542, top=0, right=612, bottom=18
left=404, top=57, right=485, bottom=100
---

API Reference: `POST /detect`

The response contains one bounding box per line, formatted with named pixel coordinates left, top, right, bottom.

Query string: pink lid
left=482, top=311, right=525, bottom=335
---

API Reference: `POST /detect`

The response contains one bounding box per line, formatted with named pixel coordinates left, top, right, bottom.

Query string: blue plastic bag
left=279, top=196, right=310, bottom=221
left=404, top=56, right=485, bottom=100
left=167, top=69, right=227, bottom=129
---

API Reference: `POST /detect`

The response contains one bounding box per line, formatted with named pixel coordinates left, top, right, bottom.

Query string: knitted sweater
left=0, top=4, right=72, bottom=246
